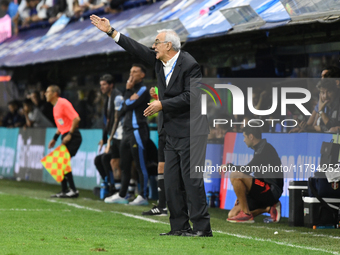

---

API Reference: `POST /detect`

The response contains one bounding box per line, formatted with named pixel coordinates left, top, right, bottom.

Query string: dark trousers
left=94, top=153, right=113, bottom=183
left=119, top=127, right=149, bottom=198
left=164, top=135, right=210, bottom=232
left=95, top=138, right=121, bottom=184
left=61, top=130, right=82, bottom=192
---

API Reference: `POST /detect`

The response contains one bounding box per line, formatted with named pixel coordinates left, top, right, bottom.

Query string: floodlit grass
left=0, top=179, right=339, bottom=255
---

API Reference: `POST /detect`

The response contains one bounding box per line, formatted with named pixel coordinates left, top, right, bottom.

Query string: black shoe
left=50, top=191, right=68, bottom=198
left=160, top=228, right=192, bottom=236
left=182, top=230, right=213, bottom=237
left=59, top=189, right=79, bottom=198
left=142, top=205, right=167, bottom=216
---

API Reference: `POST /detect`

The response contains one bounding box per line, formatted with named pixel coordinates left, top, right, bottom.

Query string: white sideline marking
left=252, top=226, right=340, bottom=240
left=112, top=212, right=168, bottom=224
left=46, top=199, right=102, bottom=212
left=0, top=209, right=70, bottom=212
left=3, top=193, right=338, bottom=255
left=214, top=231, right=339, bottom=255
left=45, top=200, right=338, bottom=255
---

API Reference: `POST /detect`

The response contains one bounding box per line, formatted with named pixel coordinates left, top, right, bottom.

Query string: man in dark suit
left=90, top=14, right=212, bottom=237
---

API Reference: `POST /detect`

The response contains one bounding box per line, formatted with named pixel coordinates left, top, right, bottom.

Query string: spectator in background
left=2, top=100, right=25, bottom=127
left=290, top=73, right=340, bottom=133
left=0, top=0, right=18, bottom=19
left=76, top=89, right=98, bottom=129
left=30, top=90, right=55, bottom=126
left=314, top=79, right=340, bottom=133
left=36, top=0, right=67, bottom=24
left=75, top=0, right=107, bottom=14
left=22, top=98, right=54, bottom=128
left=322, top=66, right=340, bottom=81
left=13, top=0, right=40, bottom=32
left=104, top=0, right=126, bottom=13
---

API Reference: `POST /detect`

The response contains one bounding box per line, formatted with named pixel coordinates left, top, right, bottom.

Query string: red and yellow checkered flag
left=41, top=145, right=72, bottom=183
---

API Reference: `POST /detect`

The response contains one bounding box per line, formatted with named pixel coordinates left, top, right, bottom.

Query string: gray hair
left=157, top=29, right=181, bottom=51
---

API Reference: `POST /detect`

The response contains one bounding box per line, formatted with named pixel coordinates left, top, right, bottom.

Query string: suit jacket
left=117, top=34, right=209, bottom=138
left=103, top=88, right=122, bottom=143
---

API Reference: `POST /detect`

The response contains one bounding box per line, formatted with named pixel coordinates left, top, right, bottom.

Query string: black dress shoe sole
left=160, top=228, right=193, bottom=236
left=182, top=231, right=213, bottom=237
left=159, top=231, right=183, bottom=236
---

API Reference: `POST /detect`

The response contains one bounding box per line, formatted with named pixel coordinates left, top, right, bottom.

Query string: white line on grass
left=251, top=226, right=340, bottom=240
left=111, top=211, right=168, bottom=224
left=45, top=200, right=338, bottom=255
left=214, top=231, right=339, bottom=255
left=0, top=208, right=71, bottom=212
left=46, top=199, right=102, bottom=212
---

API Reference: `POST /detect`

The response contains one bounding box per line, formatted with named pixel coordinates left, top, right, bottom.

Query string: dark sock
left=61, top=179, right=68, bottom=193
left=157, top=175, right=166, bottom=208
left=65, top=172, right=76, bottom=191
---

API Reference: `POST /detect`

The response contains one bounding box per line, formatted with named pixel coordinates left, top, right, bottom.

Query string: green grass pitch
left=0, top=179, right=339, bottom=255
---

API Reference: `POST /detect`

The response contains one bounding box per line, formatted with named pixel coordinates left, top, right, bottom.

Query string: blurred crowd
left=208, top=66, right=340, bottom=139
left=2, top=66, right=340, bottom=137
left=0, top=88, right=104, bottom=128
left=0, top=0, right=158, bottom=35
left=2, top=66, right=340, bottom=139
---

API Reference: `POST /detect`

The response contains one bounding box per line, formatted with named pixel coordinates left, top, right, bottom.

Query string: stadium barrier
left=0, top=127, right=338, bottom=217
left=217, top=132, right=338, bottom=218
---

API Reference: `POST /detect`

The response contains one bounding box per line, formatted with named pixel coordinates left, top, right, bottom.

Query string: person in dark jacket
left=104, top=64, right=151, bottom=206
left=226, top=126, right=283, bottom=223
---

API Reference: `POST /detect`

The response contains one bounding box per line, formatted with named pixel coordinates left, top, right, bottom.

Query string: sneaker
left=270, top=201, right=281, bottom=223
left=104, top=193, right=128, bottom=204
left=142, top=205, right=167, bottom=216
left=50, top=191, right=68, bottom=198
left=63, top=189, right=79, bottom=198
left=227, top=211, right=254, bottom=223
left=128, top=195, right=149, bottom=206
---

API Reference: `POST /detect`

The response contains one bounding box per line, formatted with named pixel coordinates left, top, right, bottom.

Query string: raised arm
left=90, top=15, right=156, bottom=67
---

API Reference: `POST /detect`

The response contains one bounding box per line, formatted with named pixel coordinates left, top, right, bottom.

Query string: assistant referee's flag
left=41, top=145, right=72, bottom=182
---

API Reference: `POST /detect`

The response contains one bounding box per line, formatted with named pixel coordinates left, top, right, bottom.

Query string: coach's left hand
left=144, top=101, right=162, bottom=117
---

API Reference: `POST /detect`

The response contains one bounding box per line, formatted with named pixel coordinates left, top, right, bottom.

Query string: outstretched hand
left=90, top=15, right=111, bottom=33
left=144, top=101, right=162, bottom=117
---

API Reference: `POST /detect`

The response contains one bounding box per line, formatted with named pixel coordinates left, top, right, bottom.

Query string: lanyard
left=165, top=59, right=177, bottom=83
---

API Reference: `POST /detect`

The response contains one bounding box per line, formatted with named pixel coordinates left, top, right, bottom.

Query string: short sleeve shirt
left=113, top=95, right=124, bottom=140
left=53, top=98, right=79, bottom=134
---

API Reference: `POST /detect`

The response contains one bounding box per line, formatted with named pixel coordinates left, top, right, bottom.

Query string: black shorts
left=247, top=178, right=278, bottom=211
left=158, top=129, right=166, bottom=162
left=62, top=129, right=82, bottom=157
left=109, top=138, right=121, bottom=158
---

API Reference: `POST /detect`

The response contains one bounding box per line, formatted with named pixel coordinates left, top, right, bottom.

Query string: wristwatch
left=319, top=110, right=323, bottom=116
left=106, top=27, right=115, bottom=37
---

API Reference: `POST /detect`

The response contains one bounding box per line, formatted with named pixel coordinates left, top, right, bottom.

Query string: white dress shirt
left=162, top=51, right=180, bottom=86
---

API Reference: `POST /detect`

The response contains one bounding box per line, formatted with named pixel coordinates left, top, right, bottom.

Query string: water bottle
left=263, top=217, right=274, bottom=223
left=214, top=192, right=220, bottom=208
left=206, top=191, right=212, bottom=207
left=269, top=124, right=273, bottom=133
left=100, top=177, right=109, bottom=200
left=275, top=123, right=281, bottom=133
